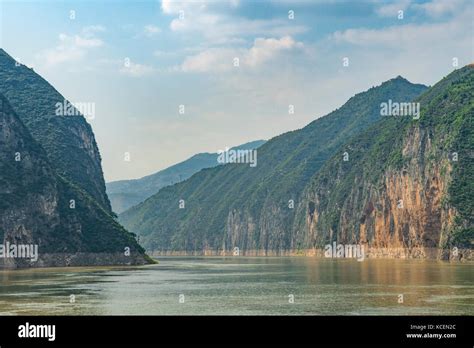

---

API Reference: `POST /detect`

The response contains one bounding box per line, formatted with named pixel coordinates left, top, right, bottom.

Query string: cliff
left=120, top=75, right=433, bottom=256
left=0, top=93, right=151, bottom=268
left=292, top=65, right=473, bottom=260
left=0, top=49, right=111, bottom=212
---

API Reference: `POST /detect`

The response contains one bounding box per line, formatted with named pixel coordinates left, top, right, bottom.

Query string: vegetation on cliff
left=294, top=65, right=473, bottom=256
left=107, top=140, right=265, bottom=213
left=120, top=76, right=428, bottom=253
left=0, top=48, right=152, bottom=267
left=0, top=49, right=111, bottom=212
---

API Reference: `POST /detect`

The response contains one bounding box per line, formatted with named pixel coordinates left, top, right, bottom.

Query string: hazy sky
left=0, top=0, right=472, bottom=181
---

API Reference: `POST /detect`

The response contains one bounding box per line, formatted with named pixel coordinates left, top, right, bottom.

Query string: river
left=0, top=257, right=472, bottom=315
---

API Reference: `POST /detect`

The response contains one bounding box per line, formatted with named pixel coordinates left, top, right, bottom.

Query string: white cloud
left=171, top=15, right=307, bottom=43
left=71, top=35, right=103, bottom=48
left=326, top=6, right=473, bottom=89
left=375, top=0, right=471, bottom=18
left=144, top=25, right=161, bottom=37
left=246, top=36, right=303, bottom=67
left=161, top=0, right=209, bottom=14
left=332, top=12, right=469, bottom=47
left=82, top=25, right=106, bottom=36
left=120, top=61, right=156, bottom=77
left=375, top=0, right=411, bottom=17
left=181, top=36, right=303, bottom=72
left=413, top=0, right=469, bottom=17
left=181, top=48, right=236, bottom=72
left=153, top=50, right=178, bottom=58
left=38, top=26, right=105, bottom=67
left=161, top=0, right=308, bottom=44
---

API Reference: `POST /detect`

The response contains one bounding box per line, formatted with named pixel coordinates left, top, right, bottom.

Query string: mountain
left=291, top=65, right=473, bottom=260
left=119, top=76, right=428, bottom=254
left=107, top=140, right=265, bottom=213
left=0, top=49, right=111, bottom=212
left=0, top=93, right=150, bottom=268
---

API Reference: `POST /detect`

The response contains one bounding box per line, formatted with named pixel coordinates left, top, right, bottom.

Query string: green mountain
left=0, top=93, right=150, bottom=268
left=0, top=49, right=111, bottom=212
left=107, top=140, right=265, bottom=213
left=292, top=65, right=473, bottom=260
left=120, top=76, right=428, bottom=254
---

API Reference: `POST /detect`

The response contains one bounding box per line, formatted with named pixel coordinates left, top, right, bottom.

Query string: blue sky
left=1, top=0, right=473, bottom=181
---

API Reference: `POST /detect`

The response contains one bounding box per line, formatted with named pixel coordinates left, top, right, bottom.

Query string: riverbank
left=148, top=247, right=473, bottom=261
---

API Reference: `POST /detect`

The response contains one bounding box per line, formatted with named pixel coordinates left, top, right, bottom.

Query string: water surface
left=0, top=257, right=472, bottom=315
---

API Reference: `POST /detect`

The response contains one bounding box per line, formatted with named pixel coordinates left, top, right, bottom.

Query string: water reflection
left=0, top=258, right=472, bottom=315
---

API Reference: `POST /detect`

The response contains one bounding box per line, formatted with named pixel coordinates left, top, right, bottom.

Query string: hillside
left=0, top=49, right=111, bottom=212
left=107, top=140, right=265, bottom=213
left=0, top=93, right=150, bottom=268
left=120, top=76, right=428, bottom=254
left=291, top=65, right=473, bottom=260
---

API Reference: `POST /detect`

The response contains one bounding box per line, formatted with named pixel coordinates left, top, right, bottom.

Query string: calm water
left=0, top=257, right=472, bottom=315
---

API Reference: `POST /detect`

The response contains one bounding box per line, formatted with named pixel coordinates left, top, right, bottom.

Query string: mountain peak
left=387, top=75, right=412, bottom=85
left=0, top=46, right=112, bottom=212
left=376, top=75, right=427, bottom=91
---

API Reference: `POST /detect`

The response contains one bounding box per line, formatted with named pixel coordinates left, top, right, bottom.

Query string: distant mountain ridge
left=107, top=140, right=265, bottom=213
left=119, top=75, right=429, bottom=255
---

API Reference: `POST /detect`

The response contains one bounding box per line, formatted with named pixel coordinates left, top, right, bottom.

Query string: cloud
left=38, top=26, right=105, bottom=67
left=143, top=25, right=161, bottom=37
left=325, top=5, right=472, bottom=90
left=181, top=48, right=236, bottom=72
left=161, top=0, right=209, bottom=14
left=161, top=0, right=308, bottom=44
left=120, top=60, right=156, bottom=77
left=375, top=0, right=411, bottom=17
left=332, top=12, right=470, bottom=47
left=413, top=0, right=469, bottom=17
left=374, top=0, right=471, bottom=18
left=246, top=36, right=303, bottom=67
left=82, top=25, right=106, bottom=36
left=181, top=36, right=303, bottom=72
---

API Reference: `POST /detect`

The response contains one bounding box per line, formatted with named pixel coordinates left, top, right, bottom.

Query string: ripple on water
left=0, top=257, right=472, bottom=315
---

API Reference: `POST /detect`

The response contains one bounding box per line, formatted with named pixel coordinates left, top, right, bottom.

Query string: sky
left=0, top=0, right=473, bottom=182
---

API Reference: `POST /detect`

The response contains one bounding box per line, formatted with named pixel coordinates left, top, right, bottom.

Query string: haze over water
left=0, top=257, right=472, bottom=315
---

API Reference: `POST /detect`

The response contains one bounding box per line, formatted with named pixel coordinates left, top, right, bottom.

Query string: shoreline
left=0, top=247, right=472, bottom=271
left=148, top=247, right=473, bottom=261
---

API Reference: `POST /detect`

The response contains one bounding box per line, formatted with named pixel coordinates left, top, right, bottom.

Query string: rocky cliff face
left=0, top=49, right=111, bottom=212
left=122, top=67, right=472, bottom=260
left=120, top=76, right=429, bottom=255
left=292, top=65, right=473, bottom=260
left=0, top=94, right=58, bottom=268
left=298, top=129, right=455, bottom=257
left=0, top=89, right=149, bottom=269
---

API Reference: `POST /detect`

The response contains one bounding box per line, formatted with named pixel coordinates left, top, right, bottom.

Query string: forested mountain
left=292, top=65, right=473, bottom=260
left=107, top=140, right=265, bottom=213
left=120, top=75, right=428, bottom=255
left=0, top=49, right=111, bottom=212
left=0, top=49, right=151, bottom=268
